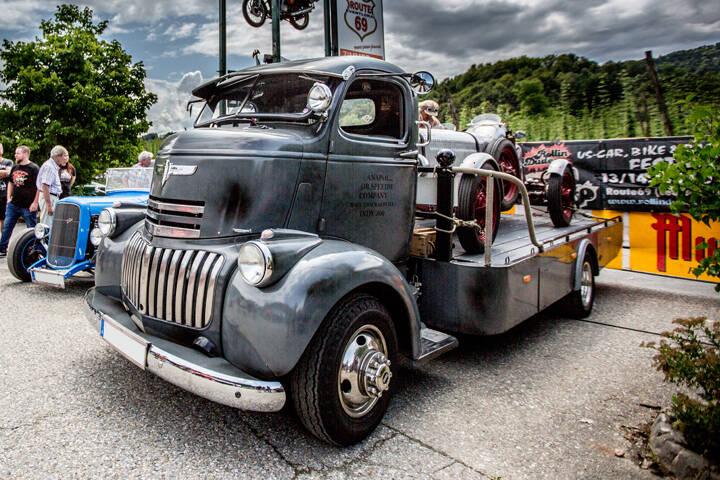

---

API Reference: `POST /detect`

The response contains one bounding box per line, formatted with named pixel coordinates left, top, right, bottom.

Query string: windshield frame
left=104, top=167, right=153, bottom=192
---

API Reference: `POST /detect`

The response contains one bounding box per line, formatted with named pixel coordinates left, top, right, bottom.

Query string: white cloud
left=144, top=71, right=203, bottom=134
left=164, top=23, right=197, bottom=42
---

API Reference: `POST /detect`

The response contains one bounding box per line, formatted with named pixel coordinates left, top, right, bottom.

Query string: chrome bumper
left=84, top=287, right=286, bottom=412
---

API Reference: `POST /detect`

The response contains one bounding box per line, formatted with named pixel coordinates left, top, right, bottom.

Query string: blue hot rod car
left=7, top=167, right=152, bottom=287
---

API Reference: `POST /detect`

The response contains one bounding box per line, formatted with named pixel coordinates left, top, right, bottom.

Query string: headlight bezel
left=34, top=223, right=50, bottom=239
left=98, top=208, right=117, bottom=236
left=237, top=241, right=273, bottom=287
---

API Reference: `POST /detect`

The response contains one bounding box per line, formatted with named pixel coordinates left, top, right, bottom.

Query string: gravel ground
left=1, top=227, right=718, bottom=479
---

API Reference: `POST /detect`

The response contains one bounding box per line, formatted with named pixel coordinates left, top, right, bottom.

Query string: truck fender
left=573, top=239, right=599, bottom=290
left=222, top=239, right=423, bottom=379
left=459, top=152, right=498, bottom=171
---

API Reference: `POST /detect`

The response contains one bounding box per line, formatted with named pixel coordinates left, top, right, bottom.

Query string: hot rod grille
left=121, top=232, right=224, bottom=329
left=48, top=203, right=81, bottom=268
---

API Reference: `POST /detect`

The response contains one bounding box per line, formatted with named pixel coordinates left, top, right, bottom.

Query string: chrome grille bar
left=120, top=232, right=223, bottom=329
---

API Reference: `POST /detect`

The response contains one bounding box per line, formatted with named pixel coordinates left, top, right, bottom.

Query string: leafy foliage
left=643, top=318, right=720, bottom=458
left=648, top=102, right=720, bottom=288
left=0, top=5, right=157, bottom=184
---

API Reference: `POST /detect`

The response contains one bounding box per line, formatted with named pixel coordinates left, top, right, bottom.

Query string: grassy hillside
left=429, top=43, right=720, bottom=141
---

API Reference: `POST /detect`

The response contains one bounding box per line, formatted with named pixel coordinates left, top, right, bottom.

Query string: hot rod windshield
left=105, top=167, right=153, bottom=192
left=194, top=73, right=341, bottom=126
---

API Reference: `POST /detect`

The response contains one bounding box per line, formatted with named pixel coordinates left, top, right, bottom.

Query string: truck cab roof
left=192, top=56, right=408, bottom=99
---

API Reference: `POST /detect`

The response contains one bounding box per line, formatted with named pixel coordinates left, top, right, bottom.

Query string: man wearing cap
left=36, top=145, right=68, bottom=226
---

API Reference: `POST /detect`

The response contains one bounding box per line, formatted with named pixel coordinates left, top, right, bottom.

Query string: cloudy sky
left=1, top=0, right=718, bottom=134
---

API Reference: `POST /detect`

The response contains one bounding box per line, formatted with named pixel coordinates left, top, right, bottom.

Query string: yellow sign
left=629, top=212, right=719, bottom=281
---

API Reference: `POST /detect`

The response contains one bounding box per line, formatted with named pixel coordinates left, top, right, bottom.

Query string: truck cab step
left=415, top=328, right=458, bottom=365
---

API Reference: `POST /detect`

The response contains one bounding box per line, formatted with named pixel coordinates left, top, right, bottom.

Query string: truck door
left=320, top=76, right=416, bottom=263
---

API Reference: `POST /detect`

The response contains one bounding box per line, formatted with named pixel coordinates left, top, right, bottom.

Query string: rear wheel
left=242, top=0, right=268, bottom=27
left=456, top=160, right=502, bottom=254
left=290, top=293, right=397, bottom=446
left=486, top=138, right=521, bottom=211
left=8, top=228, right=45, bottom=282
left=560, top=253, right=595, bottom=318
left=289, top=12, right=310, bottom=29
left=547, top=168, right=576, bottom=227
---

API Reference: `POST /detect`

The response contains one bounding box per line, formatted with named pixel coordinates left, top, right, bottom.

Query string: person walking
left=36, top=145, right=68, bottom=226
left=0, top=145, right=39, bottom=257
left=0, top=143, right=14, bottom=233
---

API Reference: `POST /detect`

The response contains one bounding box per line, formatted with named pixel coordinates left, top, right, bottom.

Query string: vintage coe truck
left=85, top=56, right=622, bottom=446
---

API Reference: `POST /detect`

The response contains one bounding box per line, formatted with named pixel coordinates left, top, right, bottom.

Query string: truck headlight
left=237, top=241, right=273, bottom=286
left=98, top=208, right=117, bottom=236
left=34, top=223, right=49, bottom=239
left=90, top=228, right=103, bottom=247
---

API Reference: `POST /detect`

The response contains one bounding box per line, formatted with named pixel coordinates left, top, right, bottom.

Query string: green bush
left=644, top=317, right=720, bottom=458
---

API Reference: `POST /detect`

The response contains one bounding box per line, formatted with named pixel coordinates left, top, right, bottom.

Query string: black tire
left=289, top=12, right=310, bottom=30
left=456, top=160, right=502, bottom=254
left=486, top=138, right=521, bottom=211
left=560, top=253, right=595, bottom=318
left=242, top=0, right=268, bottom=27
left=7, top=228, right=46, bottom=282
left=547, top=168, right=576, bottom=227
left=290, top=293, right=398, bottom=446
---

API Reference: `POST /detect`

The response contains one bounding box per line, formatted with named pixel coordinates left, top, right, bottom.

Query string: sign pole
left=271, top=0, right=281, bottom=62
left=218, top=0, right=226, bottom=76
left=324, top=0, right=332, bottom=56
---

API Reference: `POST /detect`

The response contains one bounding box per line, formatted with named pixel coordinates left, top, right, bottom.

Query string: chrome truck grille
left=145, top=195, right=204, bottom=239
left=48, top=203, right=81, bottom=268
left=121, top=232, right=224, bottom=329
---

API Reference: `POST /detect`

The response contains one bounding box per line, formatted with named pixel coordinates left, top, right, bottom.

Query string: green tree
left=0, top=4, right=157, bottom=184
left=514, top=78, right=550, bottom=116
left=648, top=101, right=720, bottom=290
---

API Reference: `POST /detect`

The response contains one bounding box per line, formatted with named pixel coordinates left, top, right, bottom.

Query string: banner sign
left=335, top=0, right=385, bottom=59
left=519, top=137, right=692, bottom=212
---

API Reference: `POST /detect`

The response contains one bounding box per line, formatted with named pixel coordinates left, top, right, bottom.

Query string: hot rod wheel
left=7, top=228, right=45, bottom=282
left=486, top=138, right=521, bottom=211
left=290, top=293, right=398, bottom=446
left=547, top=168, right=576, bottom=228
left=456, top=160, right=502, bottom=254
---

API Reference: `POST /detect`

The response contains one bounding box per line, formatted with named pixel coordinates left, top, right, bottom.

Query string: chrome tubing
left=452, top=166, right=542, bottom=251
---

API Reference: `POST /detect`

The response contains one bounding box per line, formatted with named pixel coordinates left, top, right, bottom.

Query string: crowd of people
left=0, top=144, right=155, bottom=257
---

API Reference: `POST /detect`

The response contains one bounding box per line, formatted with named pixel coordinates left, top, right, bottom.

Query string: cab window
left=339, top=79, right=403, bottom=140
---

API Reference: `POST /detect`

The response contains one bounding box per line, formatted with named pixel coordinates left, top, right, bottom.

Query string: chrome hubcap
left=580, top=261, right=593, bottom=308
left=338, top=325, right=392, bottom=418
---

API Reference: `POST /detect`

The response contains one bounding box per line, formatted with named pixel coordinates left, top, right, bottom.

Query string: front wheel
left=289, top=12, right=310, bottom=29
left=242, top=0, right=268, bottom=27
left=547, top=168, right=576, bottom=227
left=456, top=160, right=502, bottom=254
left=290, top=293, right=397, bottom=446
left=7, top=228, right=46, bottom=282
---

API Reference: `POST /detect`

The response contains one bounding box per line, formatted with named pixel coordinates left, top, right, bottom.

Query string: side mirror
left=515, top=130, right=526, bottom=139
left=411, top=71, right=435, bottom=95
left=307, top=82, right=333, bottom=113
left=186, top=98, right=203, bottom=117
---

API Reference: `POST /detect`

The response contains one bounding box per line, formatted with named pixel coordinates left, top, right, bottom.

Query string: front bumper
left=84, top=287, right=286, bottom=412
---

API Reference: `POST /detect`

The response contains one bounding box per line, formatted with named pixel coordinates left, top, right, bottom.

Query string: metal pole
left=271, top=0, right=281, bottom=63
left=324, top=0, right=331, bottom=57
left=219, top=0, right=226, bottom=76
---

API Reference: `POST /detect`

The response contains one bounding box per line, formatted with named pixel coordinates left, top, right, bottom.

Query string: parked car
left=7, top=167, right=152, bottom=287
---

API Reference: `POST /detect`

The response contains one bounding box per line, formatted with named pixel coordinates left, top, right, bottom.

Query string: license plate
left=100, top=317, right=149, bottom=370
left=31, top=269, right=66, bottom=288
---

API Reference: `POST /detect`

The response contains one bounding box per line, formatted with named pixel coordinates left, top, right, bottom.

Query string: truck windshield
left=195, top=73, right=339, bottom=126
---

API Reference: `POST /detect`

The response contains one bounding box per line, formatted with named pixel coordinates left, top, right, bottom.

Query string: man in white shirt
left=36, top=145, right=69, bottom=225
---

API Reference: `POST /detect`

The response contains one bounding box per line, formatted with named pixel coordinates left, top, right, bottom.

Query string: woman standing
left=59, top=161, right=76, bottom=199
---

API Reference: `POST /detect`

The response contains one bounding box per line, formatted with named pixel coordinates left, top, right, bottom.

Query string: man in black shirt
left=0, top=145, right=39, bottom=256
left=0, top=143, right=13, bottom=233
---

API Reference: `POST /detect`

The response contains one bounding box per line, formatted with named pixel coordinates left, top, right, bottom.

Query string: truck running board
left=414, top=328, right=459, bottom=365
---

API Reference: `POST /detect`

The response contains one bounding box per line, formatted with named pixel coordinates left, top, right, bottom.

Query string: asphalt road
left=1, top=230, right=718, bottom=479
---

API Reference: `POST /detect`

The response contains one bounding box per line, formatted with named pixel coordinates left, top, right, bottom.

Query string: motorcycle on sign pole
left=242, top=0, right=320, bottom=30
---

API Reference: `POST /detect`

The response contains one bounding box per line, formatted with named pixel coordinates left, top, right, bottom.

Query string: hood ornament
left=161, top=161, right=198, bottom=186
